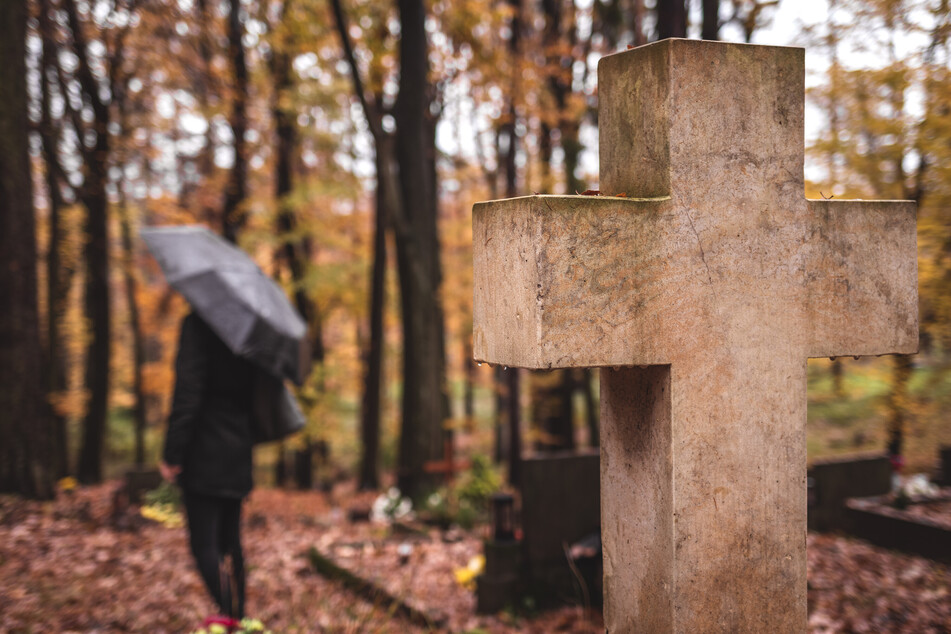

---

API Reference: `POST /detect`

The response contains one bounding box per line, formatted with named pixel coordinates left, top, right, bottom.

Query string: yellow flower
left=140, top=503, right=184, bottom=528
left=58, top=477, right=78, bottom=493
left=240, top=618, right=265, bottom=631
left=453, top=555, right=485, bottom=591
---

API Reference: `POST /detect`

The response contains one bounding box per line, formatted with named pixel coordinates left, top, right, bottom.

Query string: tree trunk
left=393, top=0, right=448, bottom=500
left=76, top=145, right=111, bottom=484
left=223, top=0, right=249, bottom=243
left=358, top=138, right=390, bottom=490
left=62, top=0, right=112, bottom=485
left=656, top=0, right=688, bottom=39
left=272, top=29, right=324, bottom=367
left=493, top=0, right=524, bottom=485
left=112, top=47, right=148, bottom=469
left=527, top=0, right=586, bottom=453
left=531, top=370, right=575, bottom=451
left=328, top=0, right=398, bottom=493
left=119, top=197, right=147, bottom=467
left=195, top=0, right=217, bottom=224
left=702, top=0, right=720, bottom=40
left=886, top=355, right=913, bottom=458
left=38, top=0, right=71, bottom=478
left=580, top=368, right=599, bottom=447
left=631, top=0, right=646, bottom=45
left=506, top=369, right=521, bottom=486
left=0, top=0, right=55, bottom=498
left=831, top=358, right=844, bottom=398
left=463, top=329, right=475, bottom=428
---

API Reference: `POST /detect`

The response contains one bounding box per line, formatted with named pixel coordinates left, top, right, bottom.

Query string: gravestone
left=472, top=39, right=917, bottom=632
left=520, top=450, right=600, bottom=600
left=123, top=467, right=163, bottom=504
left=807, top=454, right=892, bottom=532
left=939, top=445, right=951, bottom=485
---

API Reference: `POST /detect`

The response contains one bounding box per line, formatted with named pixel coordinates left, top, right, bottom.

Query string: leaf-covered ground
left=1, top=484, right=949, bottom=632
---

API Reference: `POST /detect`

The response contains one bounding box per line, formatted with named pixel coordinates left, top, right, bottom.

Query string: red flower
left=202, top=615, right=240, bottom=631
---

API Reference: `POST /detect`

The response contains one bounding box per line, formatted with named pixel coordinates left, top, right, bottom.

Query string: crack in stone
left=685, top=209, right=716, bottom=292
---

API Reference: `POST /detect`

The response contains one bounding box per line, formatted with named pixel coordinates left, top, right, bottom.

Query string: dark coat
left=163, top=313, right=256, bottom=498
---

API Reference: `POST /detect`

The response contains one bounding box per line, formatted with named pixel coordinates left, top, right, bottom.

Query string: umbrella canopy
left=141, top=225, right=309, bottom=385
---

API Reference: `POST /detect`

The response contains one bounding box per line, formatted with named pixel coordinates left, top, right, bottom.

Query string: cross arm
left=473, top=194, right=670, bottom=369
left=804, top=199, right=918, bottom=358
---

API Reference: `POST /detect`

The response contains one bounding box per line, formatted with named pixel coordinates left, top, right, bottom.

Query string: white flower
left=903, top=473, right=939, bottom=499
left=394, top=498, right=413, bottom=519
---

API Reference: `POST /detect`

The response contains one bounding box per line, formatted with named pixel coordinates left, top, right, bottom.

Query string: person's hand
left=159, top=461, right=182, bottom=483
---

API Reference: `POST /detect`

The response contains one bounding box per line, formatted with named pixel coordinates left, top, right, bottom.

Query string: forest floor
left=1, top=483, right=950, bottom=633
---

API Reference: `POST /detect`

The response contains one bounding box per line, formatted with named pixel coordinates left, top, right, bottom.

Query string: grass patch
left=807, top=357, right=951, bottom=473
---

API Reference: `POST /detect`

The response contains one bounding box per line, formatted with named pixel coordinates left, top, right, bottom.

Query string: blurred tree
left=725, top=0, right=778, bottom=43
left=393, top=0, right=451, bottom=498
left=702, top=0, right=721, bottom=40
left=114, top=48, right=148, bottom=469
left=330, top=0, right=399, bottom=490
left=805, top=0, right=847, bottom=397
left=593, top=0, right=646, bottom=48
left=271, top=0, right=326, bottom=368
left=332, top=0, right=452, bottom=496
left=37, top=0, right=75, bottom=478
left=59, top=0, right=120, bottom=483
left=0, top=0, right=55, bottom=498
left=268, top=0, right=327, bottom=490
left=530, top=0, right=596, bottom=452
left=806, top=0, right=951, bottom=458
left=656, top=0, right=687, bottom=38
left=222, top=0, right=250, bottom=242
left=497, top=0, right=524, bottom=483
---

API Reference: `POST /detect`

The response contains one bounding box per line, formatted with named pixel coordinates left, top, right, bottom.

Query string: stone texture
left=472, top=39, right=918, bottom=633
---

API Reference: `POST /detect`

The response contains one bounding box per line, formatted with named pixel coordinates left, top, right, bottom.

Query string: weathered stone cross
left=472, top=39, right=917, bottom=632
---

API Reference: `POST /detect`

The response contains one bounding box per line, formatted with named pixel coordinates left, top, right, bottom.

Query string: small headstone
left=477, top=539, right=521, bottom=614
left=123, top=467, right=163, bottom=505
left=519, top=450, right=600, bottom=602
left=807, top=454, right=892, bottom=532
left=939, top=446, right=951, bottom=486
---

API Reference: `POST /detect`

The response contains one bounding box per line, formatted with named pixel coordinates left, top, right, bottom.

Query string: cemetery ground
left=2, top=360, right=950, bottom=632
left=2, top=475, right=951, bottom=632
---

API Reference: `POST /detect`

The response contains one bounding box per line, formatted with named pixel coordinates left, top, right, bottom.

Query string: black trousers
left=183, top=490, right=246, bottom=618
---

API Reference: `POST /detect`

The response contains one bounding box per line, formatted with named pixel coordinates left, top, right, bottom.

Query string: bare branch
left=329, top=0, right=384, bottom=142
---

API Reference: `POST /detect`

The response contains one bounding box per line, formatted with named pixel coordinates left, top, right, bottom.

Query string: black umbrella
left=141, top=225, right=309, bottom=385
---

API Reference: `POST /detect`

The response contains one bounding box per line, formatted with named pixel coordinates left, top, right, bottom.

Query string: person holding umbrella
left=145, top=226, right=308, bottom=624
left=160, top=311, right=256, bottom=621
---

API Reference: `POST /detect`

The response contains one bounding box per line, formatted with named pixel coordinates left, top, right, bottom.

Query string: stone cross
left=472, top=39, right=917, bottom=632
left=423, top=437, right=471, bottom=483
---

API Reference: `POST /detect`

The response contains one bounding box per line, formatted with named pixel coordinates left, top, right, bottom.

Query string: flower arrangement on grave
left=190, top=616, right=271, bottom=634
left=893, top=473, right=941, bottom=509
left=140, top=481, right=184, bottom=528
left=421, top=454, right=502, bottom=529
left=370, top=487, right=414, bottom=522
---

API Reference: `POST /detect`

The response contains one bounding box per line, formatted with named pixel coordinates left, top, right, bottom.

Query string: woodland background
left=2, top=0, right=951, bottom=500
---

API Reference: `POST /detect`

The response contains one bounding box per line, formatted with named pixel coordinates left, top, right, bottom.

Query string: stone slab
left=846, top=495, right=951, bottom=563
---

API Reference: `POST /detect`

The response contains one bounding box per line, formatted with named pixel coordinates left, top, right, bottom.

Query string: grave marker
left=472, top=39, right=918, bottom=631
left=423, top=438, right=470, bottom=484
